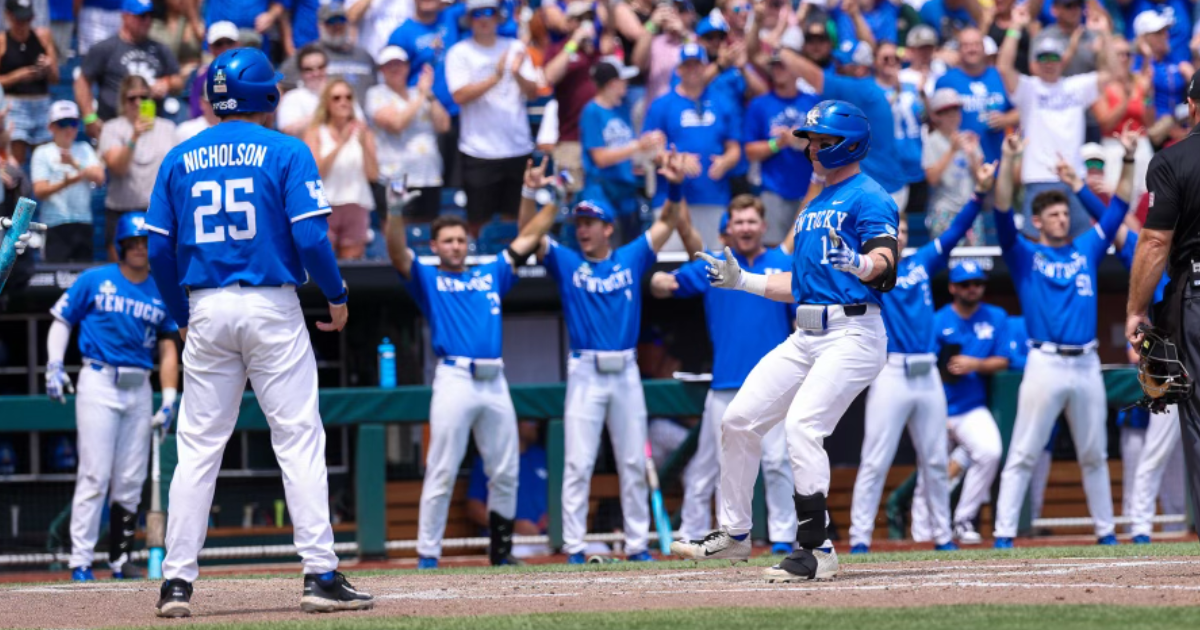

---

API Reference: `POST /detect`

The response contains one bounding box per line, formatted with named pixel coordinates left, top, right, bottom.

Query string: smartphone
left=139, top=99, right=156, bottom=126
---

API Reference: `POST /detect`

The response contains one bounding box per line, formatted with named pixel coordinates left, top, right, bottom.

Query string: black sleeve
left=80, top=39, right=109, bottom=81
left=158, top=42, right=181, bottom=76
left=1144, top=151, right=1180, bottom=231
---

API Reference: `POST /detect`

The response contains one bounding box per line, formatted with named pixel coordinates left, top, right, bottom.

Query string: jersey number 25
left=193, top=178, right=257, bottom=244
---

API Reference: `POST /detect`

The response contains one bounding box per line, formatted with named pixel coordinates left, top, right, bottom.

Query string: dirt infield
left=3, top=554, right=1200, bottom=629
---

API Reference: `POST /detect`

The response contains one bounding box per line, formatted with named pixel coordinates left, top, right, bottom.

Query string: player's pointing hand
left=695, top=247, right=744, bottom=290
left=318, top=302, right=348, bottom=332
left=827, top=227, right=874, bottom=279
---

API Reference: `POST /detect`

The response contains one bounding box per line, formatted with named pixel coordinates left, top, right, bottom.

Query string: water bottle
left=378, top=338, right=396, bottom=388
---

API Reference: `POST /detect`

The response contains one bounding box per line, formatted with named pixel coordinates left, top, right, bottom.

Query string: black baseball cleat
left=300, top=571, right=375, bottom=613
left=155, top=578, right=193, bottom=618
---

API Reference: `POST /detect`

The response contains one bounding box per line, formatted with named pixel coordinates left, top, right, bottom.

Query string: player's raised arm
left=510, top=157, right=557, bottom=263
left=385, top=186, right=418, bottom=279
left=648, top=149, right=697, bottom=253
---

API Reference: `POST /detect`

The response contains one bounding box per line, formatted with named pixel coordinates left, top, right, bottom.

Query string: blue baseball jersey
left=51, top=265, right=178, bottom=370
left=935, top=68, right=1013, bottom=165
left=1117, top=230, right=1170, bottom=305
left=643, top=89, right=739, bottom=207
left=884, top=80, right=926, bottom=186
left=820, top=72, right=904, bottom=194
left=883, top=195, right=982, bottom=353
left=146, top=121, right=333, bottom=291
left=669, top=67, right=749, bottom=178
left=387, top=13, right=462, bottom=116
left=996, top=188, right=1126, bottom=346
left=580, top=100, right=638, bottom=188
left=544, top=234, right=658, bottom=351
left=1006, top=315, right=1029, bottom=371
left=1132, top=55, right=1188, bottom=119
left=935, top=303, right=1010, bottom=417
left=744, top=90, right=819, bottom=201
left=404, top=256, right=516, bottom=359
left=674, top=247, right=793, bottom=390
left=790, top=172, right=899, bottom=306
left=468, top=445, right=548, bottom=525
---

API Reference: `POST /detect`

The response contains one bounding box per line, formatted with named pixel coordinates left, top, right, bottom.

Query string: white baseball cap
left=378, top=45, right=409, bottom=65
left=1081, top=143, right=1106, bottom=165
left=48, top=100, right=79, bottom=123
left=929, top=87, right=963, bottom=112
left=1133, top=10, right=1173, bottom=37
left=207, top=21, right=239, bottom=45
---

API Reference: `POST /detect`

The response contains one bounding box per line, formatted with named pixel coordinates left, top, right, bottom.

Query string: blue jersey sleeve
left=50, top=273, right=92, bottom=326
left=580, top=104, right=605, bottom=151
left=672, top=257, right=711, bottom=298
left=623, top=233, right=658, bottom=279
left=643, top=97, right=667, bottom=137
left=1075, top=188, right=1129, bottom=262
left=1075, top=184, right=1106, bottom=222
left=283, top=143, right=335, bottom=223
left=852, top=189, right=900, bottom=244
left=401, top=256, right=433, bottom=313
left=145, top=156, right=178, bottom=236
left=926, top=194, right=984, bottom=275
left=995, top=209, right=1032, bottom=279
left=1118, top=230, right=1140, bottom=270
left=493, top=255, right=518, bottom=297
left=291, top=215, right=347, bottom=303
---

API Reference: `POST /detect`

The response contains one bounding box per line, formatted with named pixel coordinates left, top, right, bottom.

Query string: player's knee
left=978, top=442, right=1003, bottom=466
left=1076, top=447, right=1106, bottom=469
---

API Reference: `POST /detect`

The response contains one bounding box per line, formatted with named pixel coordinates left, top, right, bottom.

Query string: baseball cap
left=949, top=260, right=988, bottom=284
left=591, top=56, right=638, bottom=87
left=565, top=0, right=592, bottom=19
left=1033, top=36, right=1066, bottom=59
left=573, top=199, right=614, bottom=223
left=906, top=24, right=938, bottom=48
left=207, top=20, right=239, bottom=46
left=1133, top=10, right=1173, bottom=37
left=319, top=2, right=348, bottom=23
left=680, top=43, right=709, bottom=64
left=929, top=87, right=963, bottom=112
left=696, top=12, right=730, bottom=38
left=1081, top=143, right=1106, bottom=169
left=121, top=0, right=152, bottom=16
left=4, top=0, right=32, bottom=22
left=48, top=100, right=80, bottom=124
left=378, top=45, right=409, bottom=65
left=834, top=40, right=873, bottom=68
left=466, top=0, right=501, bottom=13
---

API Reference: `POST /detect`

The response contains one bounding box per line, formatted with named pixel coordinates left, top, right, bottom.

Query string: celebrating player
left=989, top=128, right=1135, bottom=548
left=848, top=162, right=994, bottom=553
left=146, top=48, right=373, bottom=617
left=387, top=159, right=559, bottom=569
left=650, top=196, right=798, bottom=554
left=517, top=151, right=690, bottom=563
left=47, top=213, right=179, bottom=581
left=672, top=100, right=899, bottom=582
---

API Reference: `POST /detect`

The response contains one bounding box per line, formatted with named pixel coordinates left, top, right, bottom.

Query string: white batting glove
left=0, top=217, right=41, bottom=255
left=151, top=388, right=178, bottom=434
left=827, top=228, right=874, bottom=279
left=46, top=361, right=73, bottom=403
left=695, top=247, right=743, bottom=289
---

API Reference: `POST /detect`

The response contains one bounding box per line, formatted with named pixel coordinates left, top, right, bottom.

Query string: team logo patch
left=212, top=98, right=238, bottom=111
left=213, top=68, right=228, bottom=94
left=806, top=107, right=820, bottom=127
left=132, top=215, right=145, bottom=230
left=885, top=224, right=897, bottom=236
left=306, top=180, right=331, bottom=209
left=99, top=280, right=117, bottom=296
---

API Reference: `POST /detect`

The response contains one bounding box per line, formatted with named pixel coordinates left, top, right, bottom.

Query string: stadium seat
left=406, top=222, right=434, bottom=257
left=477, top=218, right=518, bottom=255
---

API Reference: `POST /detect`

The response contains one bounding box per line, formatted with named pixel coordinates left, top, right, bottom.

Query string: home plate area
left=2, top=555, right=1199, bottom=628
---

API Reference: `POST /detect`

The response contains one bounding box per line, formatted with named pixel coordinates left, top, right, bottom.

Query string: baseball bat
left=0, top=197, right=36, bottom=294
left=644, top=441, right=672, bottom=555
left=146, top=428, right=165, bottom=579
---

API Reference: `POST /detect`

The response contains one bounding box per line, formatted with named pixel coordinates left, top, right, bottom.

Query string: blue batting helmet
left=114, top=212, right=149, bottom=259
left=792, top=100, right=870, bottom=169
left=206, top=48, right=284, bottom=116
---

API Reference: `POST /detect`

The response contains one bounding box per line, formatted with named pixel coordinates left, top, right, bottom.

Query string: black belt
left=1031, top=341, right=1089, bottom=357
left=843, top=304, right=868, bottom=317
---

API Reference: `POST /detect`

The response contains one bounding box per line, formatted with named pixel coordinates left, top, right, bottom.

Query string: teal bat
left=0, top=197, right=37, bottom=294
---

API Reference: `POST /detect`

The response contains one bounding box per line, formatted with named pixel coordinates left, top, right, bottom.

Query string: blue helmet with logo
left=206, top=48, right=284, bottom=116
left=792, top=100, right=870, bottom=169
left=114, top=212, right=149, bottom=259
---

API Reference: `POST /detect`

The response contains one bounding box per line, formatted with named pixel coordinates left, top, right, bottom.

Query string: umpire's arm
left=1127, top=154, right=1177, bottom=343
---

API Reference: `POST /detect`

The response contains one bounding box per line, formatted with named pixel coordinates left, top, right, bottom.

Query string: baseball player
left=909, top=261, right=1008, bottom=545
left=990, top=129, right=1135, bottom=548
left=517, top=153, right=691, bottom=564
left=649, top=196, right=798, bottom=554
left=387, top=159, right=559, bottom=569
left=146, top=48, right=373, bottom=617
left=848, top=169, right=994, bottom=554
left=672, top=100, right=899, bottom=582
left=46, top=213, right=179, bottom=581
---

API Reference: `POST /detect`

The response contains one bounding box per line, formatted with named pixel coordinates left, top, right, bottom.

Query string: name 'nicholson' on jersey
left=181, top=143, right=269, bottom=173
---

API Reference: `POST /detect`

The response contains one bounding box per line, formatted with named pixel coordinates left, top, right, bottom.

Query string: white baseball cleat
left=763, top=546, right=839, bottom=583
left=669, top=528, right=751, bottom=564
left=954, top=521, right=983, bottom=545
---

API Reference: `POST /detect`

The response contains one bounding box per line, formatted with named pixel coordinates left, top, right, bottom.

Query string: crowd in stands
left=5, top=0, right=1198, bottom=262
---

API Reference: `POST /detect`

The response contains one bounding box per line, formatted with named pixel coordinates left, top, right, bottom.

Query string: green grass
left=103, top=605, right=1200, bottom=630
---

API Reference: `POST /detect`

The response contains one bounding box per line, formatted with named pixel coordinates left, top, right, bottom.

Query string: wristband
left=644, top=20, right=658, bottom=34
left=126, top=140, right=135, bottom=148
left=736, top=271, right=768, bottom=296
left=853, top=252, right=875, bottom=280
left=1006, top=28, right=1021, bottom=39
left=667, top=182, right=683, bottom=203
left=565, top=41, right=579, bottom=53
left=1124, top=156, right=1136, bottom=163
left=161, top=388, right=177, bottom=409
left=521, top=185, right=539, bottom=200
left=768, top=138, right=780, bottom=154
left=83, top=112, right=98, bottom=125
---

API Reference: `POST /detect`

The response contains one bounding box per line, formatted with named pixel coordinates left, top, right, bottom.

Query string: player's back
left=149, top=121, right=326, bottom=290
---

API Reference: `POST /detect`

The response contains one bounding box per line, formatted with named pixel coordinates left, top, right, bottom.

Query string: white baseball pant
left=560, top=350, right=650, bottom=556
left=911, top=406, right=1002, bottom=539
left=719, top=312, right=887, bottom=536
left=1029, top=448, right=1052, bottom=522
left=163, top=286, right=338, bottom=583
left=69, top=366, right=152, bottom=570
left=678, top=388, right=797, bottom=543
left=417, top=361, right=518, bottom=558
left=1120, top=425, right=1146, bottom=531
left=1130, top=405, right=1187, bottom=537
left=994, top=349, right=1113, bottom=539
left=849, top=355, right=953, bottom=547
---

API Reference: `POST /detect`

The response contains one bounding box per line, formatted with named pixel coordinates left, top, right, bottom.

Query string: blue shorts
left=8, top=96, right=51, bottom=145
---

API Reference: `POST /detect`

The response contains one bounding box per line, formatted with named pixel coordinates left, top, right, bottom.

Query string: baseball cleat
left=1097, top=534, right=1119, bottom=546
left=1132, top=534, right=1152, bottom=545
left=155, top=578, right=192, bottom=618
left=954, top=521, right=983, bottom=545
left=627, top=550, right=655, bottom=562
left=300, top=571, right=374, bottom=613
left=763, top=547, right=839, bottom=583
left=849, top=543, right=869, bottom=554
left=416, top=556, right=438, bottom=570
left=112, top=563, right=141, bottom=580
left=770, top=542, right=794, bottom=555
left=993, top=537, right=1014, bottom=549
left=934, top=541, right=959, bottom=551
left=669, top=528, right=751, bottom=564
left=71, top=566, right=94, bottom=582
left=567, top=552, right=586, bottom=564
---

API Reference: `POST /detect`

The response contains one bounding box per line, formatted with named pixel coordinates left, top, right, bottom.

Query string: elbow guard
left=861, top=236, right=898, bottom=292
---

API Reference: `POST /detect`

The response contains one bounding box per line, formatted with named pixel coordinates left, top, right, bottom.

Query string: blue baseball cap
left=573, top=199, right=614, bottom=223
left=122, top=0, right=152, bottom=15
left=949, top=260, right=988, bottom=284
left=696, top=13, right=729, bottom=38
left=680, top=43, right=709, bottom=64
left=833, top=40, right=873, bottom=68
